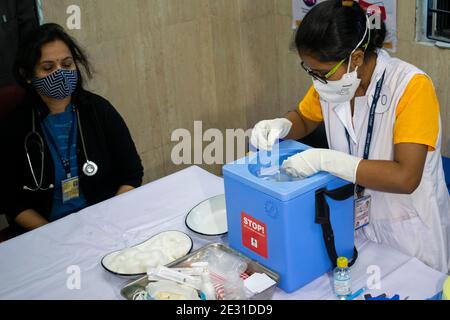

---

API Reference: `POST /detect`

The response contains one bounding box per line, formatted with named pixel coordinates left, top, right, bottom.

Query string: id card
left=62, top=176, right=80, bottom=203
left=354, top=195, right=371, bottom=230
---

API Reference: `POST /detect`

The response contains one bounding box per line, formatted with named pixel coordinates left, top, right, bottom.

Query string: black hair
left=15, top=23, right=92, bottom=99
left=295, top=0, right=386, bottom=62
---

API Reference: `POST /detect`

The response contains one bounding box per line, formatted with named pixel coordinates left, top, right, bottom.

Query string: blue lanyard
left=42, top=106, right=77, bottom=179
left=346, top=70, right=386, bottom=196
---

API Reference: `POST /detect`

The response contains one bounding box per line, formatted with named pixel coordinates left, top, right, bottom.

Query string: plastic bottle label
left=334, top=279, right=352, bottom=296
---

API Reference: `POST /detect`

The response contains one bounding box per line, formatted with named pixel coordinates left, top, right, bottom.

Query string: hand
left=282, top=149, right=363, bottom=183
left=250, top=118, right=293, bottom=151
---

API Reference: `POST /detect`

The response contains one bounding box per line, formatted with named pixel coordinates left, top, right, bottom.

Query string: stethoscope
left=23, top=107, right=99, bottom=191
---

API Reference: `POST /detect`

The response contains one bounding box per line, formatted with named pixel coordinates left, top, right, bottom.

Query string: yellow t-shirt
left=298, top=74, right=440, bottom=151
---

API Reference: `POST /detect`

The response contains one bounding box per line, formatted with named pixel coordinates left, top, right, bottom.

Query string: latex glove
left=250, top=118, right=293, bottom=151
left=282, top=149, right=363, bottom=183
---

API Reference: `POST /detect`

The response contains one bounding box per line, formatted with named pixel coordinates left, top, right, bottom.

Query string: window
left=427, top=0, right=450, bottom=43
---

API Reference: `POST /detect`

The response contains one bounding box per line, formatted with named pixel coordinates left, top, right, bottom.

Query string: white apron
left=319, top=49, right=450, bottom=273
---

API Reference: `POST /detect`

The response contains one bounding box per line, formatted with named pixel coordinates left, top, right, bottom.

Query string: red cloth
left=0, top=85, right=25, bottom=120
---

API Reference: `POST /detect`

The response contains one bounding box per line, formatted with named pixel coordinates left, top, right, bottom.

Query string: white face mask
left=312, top=16, right=371, bottom=103
left=313, top=66, right=361, bottom=103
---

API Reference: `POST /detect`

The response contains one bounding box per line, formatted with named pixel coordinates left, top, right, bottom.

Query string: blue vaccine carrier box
left=223, top=141, right=355, bottom=293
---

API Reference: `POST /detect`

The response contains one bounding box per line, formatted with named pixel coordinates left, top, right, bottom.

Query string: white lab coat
left=319, top=49, right=450, bottom=273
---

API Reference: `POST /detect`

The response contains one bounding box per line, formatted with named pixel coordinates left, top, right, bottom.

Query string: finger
left=284, top=167, right=299, bottom=178
left=282, top=157, right=308, bottom=178
left=250, top=129, right=259, bottom=149
left=251, top=124, right=266, bottom=149
left=281, top=159, right=293, bottom=171
left=256, top=128, right=270, bottom=150
left=267, top=130, right=281, bottom=149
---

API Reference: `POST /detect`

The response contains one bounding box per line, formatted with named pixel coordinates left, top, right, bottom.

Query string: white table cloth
left=0, top=166, right=446, bottom=300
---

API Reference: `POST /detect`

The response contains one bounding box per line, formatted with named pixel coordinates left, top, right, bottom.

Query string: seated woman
left=1, top=23, right=143, bottom=234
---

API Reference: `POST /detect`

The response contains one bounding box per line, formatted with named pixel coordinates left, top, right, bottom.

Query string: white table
left=0, top=166, right=446, bottom=300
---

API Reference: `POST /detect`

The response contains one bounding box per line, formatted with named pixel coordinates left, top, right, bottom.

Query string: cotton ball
left=151, top=238, right=164, bottom=250
left=143, top=256, right=159, bottom=269
left=139, top=244, right=152, bottom=252
left=105, top=253, right=124, bottom=272
left=116, top=254, right=127, bottom=262
left=141, top=250, right=163, bottom=268
left=170, top=245, right=189, bottom=259
left=108, top=263, right=118, bottom=272
left=163, top=235, right=189, bottom=259
left=161, top=235, right=177, bottom=250
left=117, top=266, right=127, bottom=274
left=110, top=253, right=127, bottom=267
left=123, top=259, right=142, bottom=274
left=121, top=248, right=139, bottom=259
left=102, top=254, right=115, bottom=267
left=151, top=249, right=171, bottom=266
left=135, top=252, right=154, bottom=262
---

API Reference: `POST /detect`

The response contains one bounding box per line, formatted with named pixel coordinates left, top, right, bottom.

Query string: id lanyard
left=346, top=70, right=386, bottom=198
left=42, top=107, right=77, bottom=180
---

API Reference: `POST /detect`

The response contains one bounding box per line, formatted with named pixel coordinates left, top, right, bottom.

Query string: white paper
left=244, top=273, right=277, bottom=294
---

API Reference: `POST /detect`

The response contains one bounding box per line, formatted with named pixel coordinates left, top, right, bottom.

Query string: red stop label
left=241, top=213, right=268, bottom=259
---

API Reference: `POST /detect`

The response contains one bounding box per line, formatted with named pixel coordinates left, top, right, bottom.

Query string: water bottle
left=334, top=257, right=352, bottom=300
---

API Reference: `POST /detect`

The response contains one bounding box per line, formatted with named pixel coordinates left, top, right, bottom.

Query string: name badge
left=354, top=195, right=371, bottom=230
left=62, top=176, right=80, bottom=203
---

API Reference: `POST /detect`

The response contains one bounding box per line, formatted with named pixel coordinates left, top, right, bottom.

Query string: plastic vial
left=334, top=257, right=352, bottom=300
left=223, top=271, right=246, bottom=300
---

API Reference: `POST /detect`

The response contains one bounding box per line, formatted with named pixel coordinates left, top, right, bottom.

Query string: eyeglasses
left=300, top=59, right=346, bottom=84
left=301, top=41, right=369, bottom=84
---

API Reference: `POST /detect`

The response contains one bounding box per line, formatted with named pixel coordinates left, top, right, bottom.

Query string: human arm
left=14, top=209, right=48, bottom=230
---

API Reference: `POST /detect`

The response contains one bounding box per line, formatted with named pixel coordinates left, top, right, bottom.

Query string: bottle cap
left=337, top=257, right=349, bottom=269
left=443, top=276, right=450, bottom=300
left=342, top=0, right=354, bottom=7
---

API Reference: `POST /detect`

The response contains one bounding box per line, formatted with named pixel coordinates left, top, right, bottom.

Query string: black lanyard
left=42, top=106, right=77, bottom=179
left=346, top=70, right=386, bottom=197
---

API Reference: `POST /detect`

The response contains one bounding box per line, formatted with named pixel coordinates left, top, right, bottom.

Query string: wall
left=275, top=0, right=450, bottom=156
left=43, top=0, right=284, bottom=182
left=41, top=0, right=450, bottom=185
left=395, top=0, right=450, bottom=156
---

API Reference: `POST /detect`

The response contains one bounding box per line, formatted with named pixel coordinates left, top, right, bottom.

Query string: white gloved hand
left=250, top=118, right=293, bottom=151
left=282, top=149, right=363, bottom=183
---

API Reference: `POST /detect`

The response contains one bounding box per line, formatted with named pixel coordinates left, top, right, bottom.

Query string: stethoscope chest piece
left=83, top=161, right=98, bottom=177
left=26, top=106, right=100, bottom=191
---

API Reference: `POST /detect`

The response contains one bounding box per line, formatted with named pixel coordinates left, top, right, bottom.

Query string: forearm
left=283, top=110, right=319, bottom=141
left=116, top=185, right=135, bottom=196
left=356, top=160, right=423, bottom=195
left=15, top=209, right=48, bottom=231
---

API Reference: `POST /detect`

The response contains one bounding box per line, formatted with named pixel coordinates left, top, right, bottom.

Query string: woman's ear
left=351, top=49, right=365, bottom=69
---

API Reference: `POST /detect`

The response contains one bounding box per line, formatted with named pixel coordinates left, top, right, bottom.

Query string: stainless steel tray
left=120, top=243, right=280, bottom=300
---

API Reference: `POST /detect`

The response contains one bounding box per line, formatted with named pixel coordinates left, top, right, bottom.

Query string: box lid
left=223, top=141, right=340, bottom=201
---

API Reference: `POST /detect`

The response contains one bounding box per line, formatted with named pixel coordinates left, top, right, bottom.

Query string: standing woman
left=0, top=0, right=39, bottom=119
left=1, top=23, right=143, bottom=235
left=251, top=0, right=449, bottom=272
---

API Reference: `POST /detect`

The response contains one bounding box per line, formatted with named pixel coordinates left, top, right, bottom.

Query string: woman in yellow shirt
left=251, top=0, right=449, bottom=272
